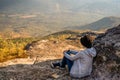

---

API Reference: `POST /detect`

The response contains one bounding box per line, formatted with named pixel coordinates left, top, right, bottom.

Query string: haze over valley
left=0, top=0, right=120, bottom=37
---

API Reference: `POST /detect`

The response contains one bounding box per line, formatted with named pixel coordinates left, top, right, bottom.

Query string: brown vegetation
left=0, top=38, right=34, bottom=62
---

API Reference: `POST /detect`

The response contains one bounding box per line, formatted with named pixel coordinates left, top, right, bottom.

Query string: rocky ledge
left=92, top=25, right=120, bottom=80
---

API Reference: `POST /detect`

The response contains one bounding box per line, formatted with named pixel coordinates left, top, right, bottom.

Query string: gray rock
left=93, top=25, right=120, bottom=80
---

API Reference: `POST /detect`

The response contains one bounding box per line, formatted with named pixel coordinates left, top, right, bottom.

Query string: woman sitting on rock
left=51, top=35, right=97, bottom=78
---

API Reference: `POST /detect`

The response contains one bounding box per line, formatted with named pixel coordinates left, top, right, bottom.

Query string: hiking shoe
left=51, top=62, right=61, bottom=68
left=51, top=62, right=66, bottom=70
left=51, top=62, right=55, bottom=68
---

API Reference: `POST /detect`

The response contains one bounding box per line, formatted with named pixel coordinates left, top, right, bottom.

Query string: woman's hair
left=80, top=35, right=92, bottom=48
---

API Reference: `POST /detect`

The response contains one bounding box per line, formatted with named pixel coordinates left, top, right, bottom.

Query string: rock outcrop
left=92, top=25, right=120, bottom=80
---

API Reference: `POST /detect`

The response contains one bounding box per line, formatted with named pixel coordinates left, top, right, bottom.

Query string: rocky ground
left=92, top=25, right=120, bottom=80
left=0, top=25, right=120, bottom=80
left=0, top=40, right=83, bottom=80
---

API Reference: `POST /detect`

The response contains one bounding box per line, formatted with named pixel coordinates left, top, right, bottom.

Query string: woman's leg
left=52, top=51, right=73, bottom=71
left=61, top=51, right=74, bottom=71
left=62, top=56, right=73, bottom=71
left=60, top=51, right=71, bottom=67
left=52, top=56, right=67, bottom=68
left=60, top=56, right=67, bottom=68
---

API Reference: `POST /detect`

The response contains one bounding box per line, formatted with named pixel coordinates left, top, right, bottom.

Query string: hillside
left=0, top=32, right=84, bottom=79
left=70, top=17, right=120, bottom=31
left=0, top=30, right=97, bottom=79
left=0, top=25, right=120, bottom=79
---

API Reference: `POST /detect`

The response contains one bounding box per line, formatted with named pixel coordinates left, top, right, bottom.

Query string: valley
left=0, top=12, right=103, bottom=38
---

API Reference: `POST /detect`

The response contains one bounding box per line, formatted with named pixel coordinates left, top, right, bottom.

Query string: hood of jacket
left=86, top=47, right=97, bottom=57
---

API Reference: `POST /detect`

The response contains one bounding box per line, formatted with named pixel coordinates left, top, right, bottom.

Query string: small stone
left=51, top=73, right=60, bottom=79
left=115, top=51, right=120, bottom=57
left=102, top=56, right=107, bottom=61
left=10, top=78, right=13, bottom=80
left=114, top=43, right=120, bottom=50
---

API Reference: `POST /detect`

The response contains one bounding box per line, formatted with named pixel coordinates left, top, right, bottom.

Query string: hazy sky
left=0, top=0, right=120, bottom=17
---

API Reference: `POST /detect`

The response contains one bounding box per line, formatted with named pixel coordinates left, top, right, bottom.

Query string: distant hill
left=0, top=16, right=119, bottom=38
left=70, top=17, right=120, bottom=30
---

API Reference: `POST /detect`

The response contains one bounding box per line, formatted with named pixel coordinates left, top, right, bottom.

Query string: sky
left=0, top=0, right=120, bottom=17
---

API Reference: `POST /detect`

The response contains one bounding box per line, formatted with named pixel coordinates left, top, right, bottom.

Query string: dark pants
left=61, top=51, right=74, bottom=72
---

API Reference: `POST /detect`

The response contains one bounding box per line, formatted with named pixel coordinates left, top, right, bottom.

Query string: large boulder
left=92, top=25, right=120, bottom=80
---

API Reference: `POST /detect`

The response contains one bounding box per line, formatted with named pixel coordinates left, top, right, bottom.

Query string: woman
left=51, top=35, right=97, bottom=78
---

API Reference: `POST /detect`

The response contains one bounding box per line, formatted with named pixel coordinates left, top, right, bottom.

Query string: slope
left=0, top=25, right=120, bottom=79
left=72, top=17, right=120, bottom=30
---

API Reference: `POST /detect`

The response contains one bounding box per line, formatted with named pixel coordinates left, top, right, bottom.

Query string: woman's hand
left=63, top=50, right=70, bottom=54
left=63, top=50, right=68, bottom=53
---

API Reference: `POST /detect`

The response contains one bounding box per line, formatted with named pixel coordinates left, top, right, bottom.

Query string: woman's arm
left=64, top=51, right=84, bottom=61
left=69, top=50, right=79, bottom=55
